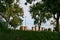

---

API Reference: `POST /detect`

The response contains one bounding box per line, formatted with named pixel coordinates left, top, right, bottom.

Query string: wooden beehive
left=20, top=26, right=27, bottom=31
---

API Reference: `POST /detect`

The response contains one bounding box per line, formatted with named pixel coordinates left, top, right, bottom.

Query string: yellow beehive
left=32, top=26, right=39, bottom=31
left=20, top=26, right=27, bottom=31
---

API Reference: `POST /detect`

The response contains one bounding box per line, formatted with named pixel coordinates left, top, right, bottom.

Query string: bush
left=0, top=21, right=7, bottom=31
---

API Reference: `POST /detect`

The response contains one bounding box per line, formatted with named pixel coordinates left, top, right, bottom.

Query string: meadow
left=0, top=30, right=60, bottom=40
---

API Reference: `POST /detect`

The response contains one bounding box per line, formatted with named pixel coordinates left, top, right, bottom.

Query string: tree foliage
left=29, top=2, right=52, bottom=30
left=9, top=16, right=23, bottom=29
left=26, top=0, right=60, bottom=32
left=0, top=0, right=24, bottom=29
left=42, top=0, right=60, bottom=32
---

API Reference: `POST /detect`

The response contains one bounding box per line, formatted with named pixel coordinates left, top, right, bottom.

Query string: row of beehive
left=20, top=26, right=53, bottom=31
left=20, top=26, right=27, bottom=31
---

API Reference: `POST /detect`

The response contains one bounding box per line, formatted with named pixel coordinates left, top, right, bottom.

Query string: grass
left=0, top=30, right=59, bottom=40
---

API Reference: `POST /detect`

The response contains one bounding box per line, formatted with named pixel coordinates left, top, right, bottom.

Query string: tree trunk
left=55, top=13, right=60, bottom=32
left=38, top=26, right=40, bottom=31
left=6, top=19, right=10, bottom=29
left=55, top=18, right=59, bottom=31
left=6, top=21, right=9, bottom=28
left=38, top=20, right=41, bottom=31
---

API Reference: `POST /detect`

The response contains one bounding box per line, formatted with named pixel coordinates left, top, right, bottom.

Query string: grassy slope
left=0, top=30, right=60, bottom=40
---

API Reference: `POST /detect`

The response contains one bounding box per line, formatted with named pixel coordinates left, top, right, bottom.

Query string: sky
left=19, top=0, right=54, bottom=30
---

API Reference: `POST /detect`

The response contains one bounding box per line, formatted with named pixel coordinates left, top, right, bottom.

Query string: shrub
left=0, top=21, right=7, bottom=31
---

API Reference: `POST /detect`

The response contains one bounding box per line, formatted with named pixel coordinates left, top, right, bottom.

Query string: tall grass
left=0, top=30, right=59, bottom=40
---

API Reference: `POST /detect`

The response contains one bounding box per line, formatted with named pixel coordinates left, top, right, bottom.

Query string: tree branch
left=0, top=13, right=7, bottom=21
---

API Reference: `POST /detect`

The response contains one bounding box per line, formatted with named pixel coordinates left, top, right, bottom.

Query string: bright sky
left=20, top=0, right=54, bottom=30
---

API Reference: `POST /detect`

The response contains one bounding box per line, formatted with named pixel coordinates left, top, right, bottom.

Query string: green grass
left=0, top=30, right=60, bottom=40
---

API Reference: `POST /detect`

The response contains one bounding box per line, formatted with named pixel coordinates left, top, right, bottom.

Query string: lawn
left=0, top=30, right=60, bottom=40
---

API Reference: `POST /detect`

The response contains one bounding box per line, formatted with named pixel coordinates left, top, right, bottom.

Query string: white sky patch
left=20, top=0, right=34, bottom=29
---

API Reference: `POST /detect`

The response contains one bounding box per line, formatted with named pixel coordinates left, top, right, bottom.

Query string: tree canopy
left=30, top=2, right=52, bottom=30
left=0, top=0, right=24, bottom=29
left=26, top=0, right=60, bottom=32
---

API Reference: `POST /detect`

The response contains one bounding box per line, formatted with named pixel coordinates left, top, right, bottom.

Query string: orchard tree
left=0, top=0, right=14, bottom=27
left=30, top=3, right=52, bottom=30
left=26, top=0, right=52, bottom=30
left=41, top=0, right=60, bottom=32
left=26, top=0, right=60, bottom=32
left=0, top=0, right=23, bottom=29
left=5, top=3, right=23, bottom=29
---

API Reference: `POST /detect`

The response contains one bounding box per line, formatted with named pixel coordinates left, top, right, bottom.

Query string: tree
left=0, top=0, right=14, bottom=28
left=0, top=0, right=23, bottom=29
left=5, top=3, right=23, bottom=28
left=26, top=1, right=52, bottom=30
left=26, top=0, right=60, bottom=32
left=41, top=0, right=60, bottom=32
left=30, top=3, right=52, bottom=30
